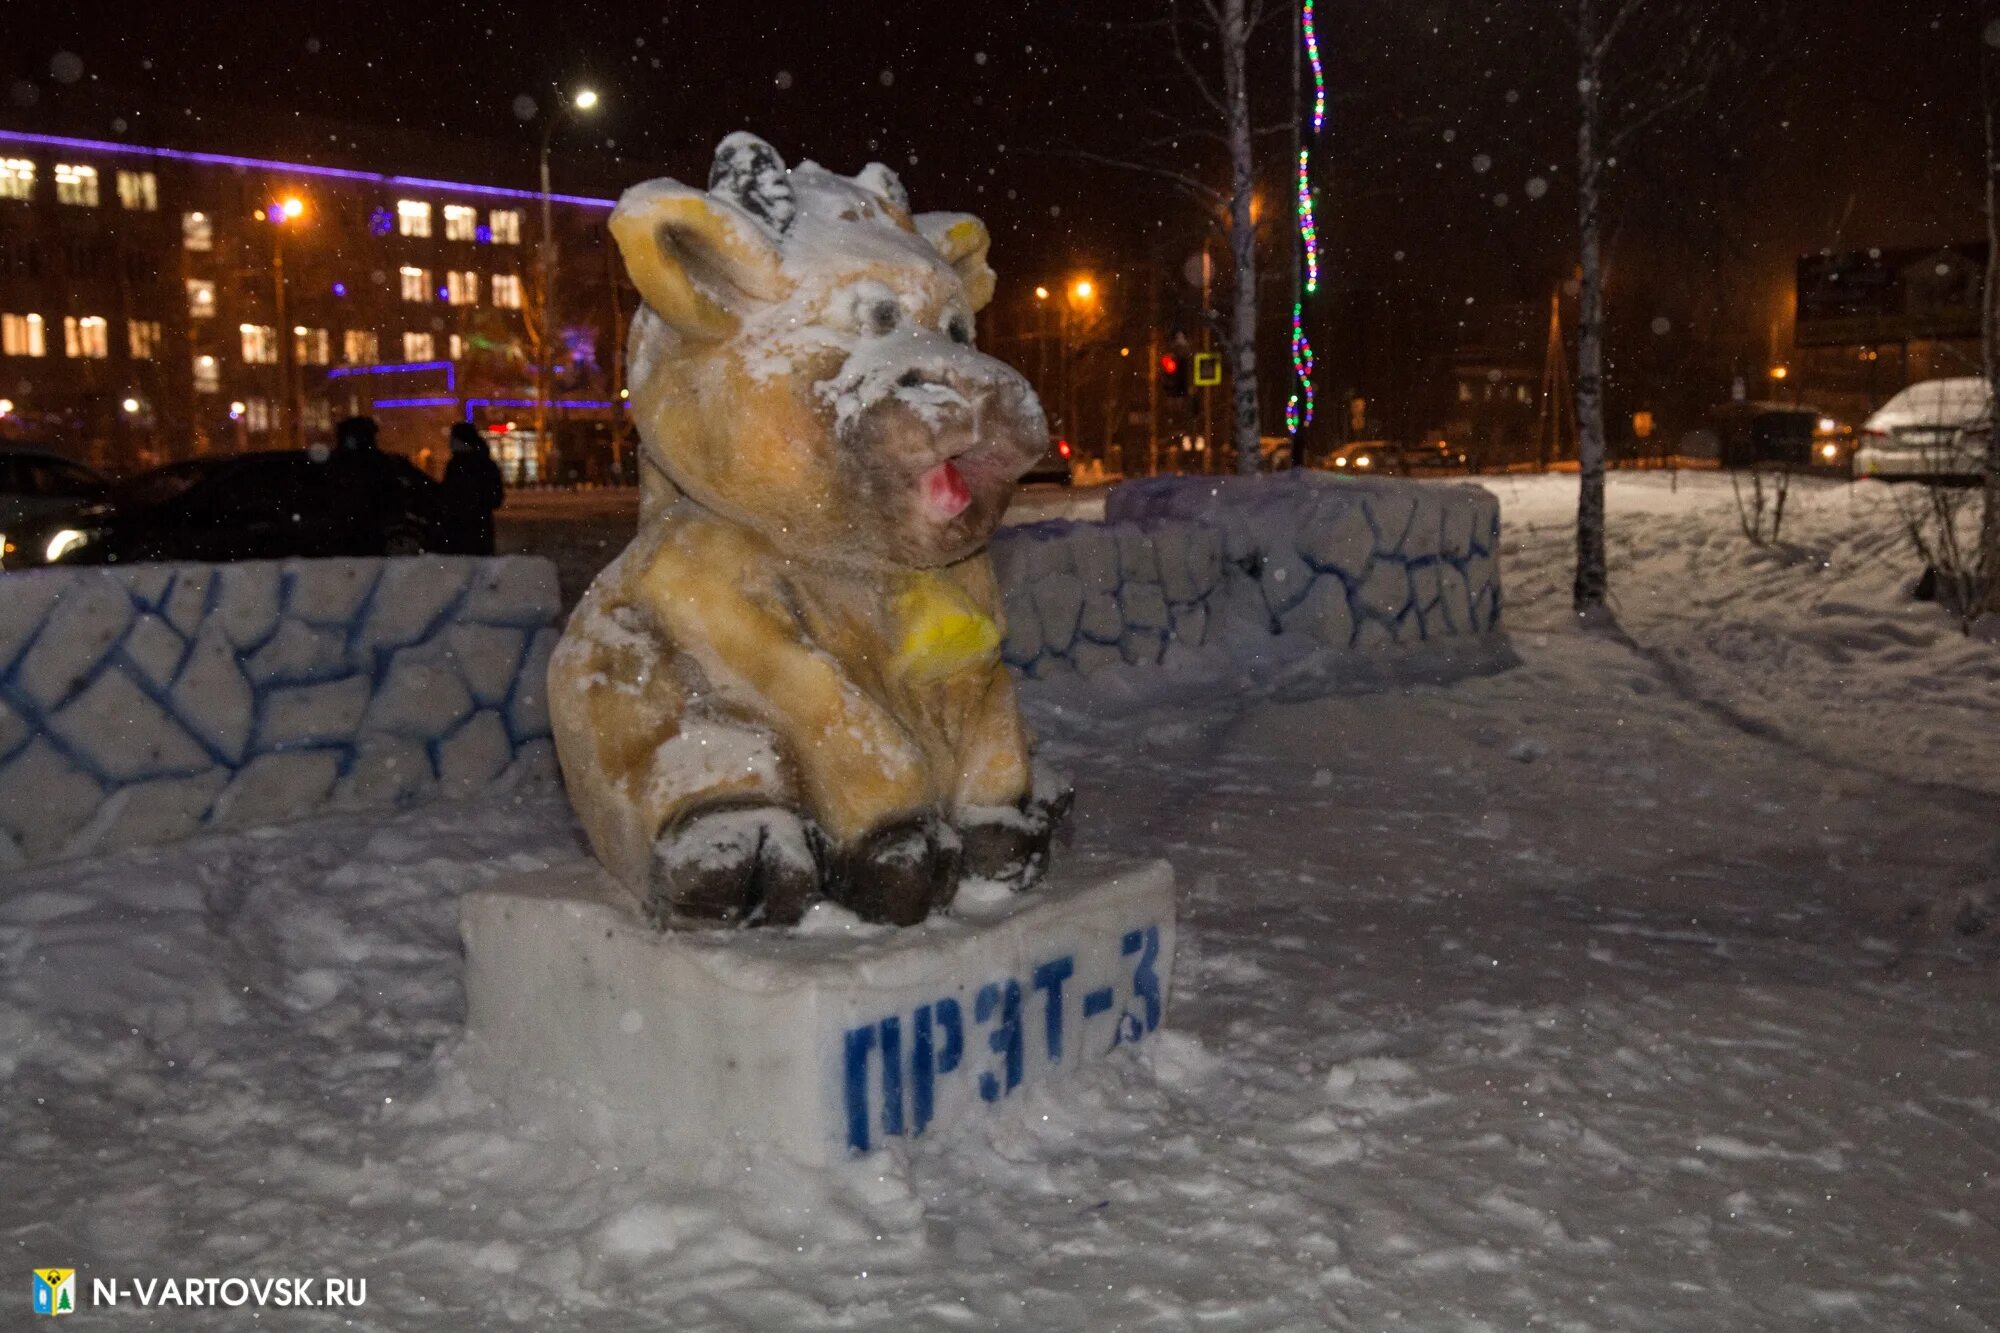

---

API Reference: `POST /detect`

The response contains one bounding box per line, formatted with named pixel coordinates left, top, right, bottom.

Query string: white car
left=1853, top=378, right=1992, bottom=482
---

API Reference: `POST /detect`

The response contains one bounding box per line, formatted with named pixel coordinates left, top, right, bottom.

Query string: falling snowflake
left=1525, top=176, right=1549, bottom=200
left=512, top=94, right=538, bottom=122
left=774, top=70, right=793, bottom=90
left=1472, top=154, right=1492, bottom=174
left=879, top=69, right=895, bottom=87
left=1651, top=316, right=1672, bottom=335
left=49, top=52, right=84, bottom=85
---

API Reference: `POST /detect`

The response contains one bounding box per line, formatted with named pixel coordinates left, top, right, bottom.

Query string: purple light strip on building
left=327, top=361, right=457, bottom=392
left=0, top=129, right=617, bottom=209
left=370, top=396, right=460, bottom=410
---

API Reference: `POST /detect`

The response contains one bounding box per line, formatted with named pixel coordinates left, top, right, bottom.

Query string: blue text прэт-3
left=841, top=924, right=1164, bottom=1154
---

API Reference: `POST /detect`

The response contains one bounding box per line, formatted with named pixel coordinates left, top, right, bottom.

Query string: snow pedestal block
left=459, top=857, right=1177, bottom=1170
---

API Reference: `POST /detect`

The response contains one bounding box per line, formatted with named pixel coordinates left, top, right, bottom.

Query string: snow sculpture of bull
left=550, top=133, right=1067, bottom=928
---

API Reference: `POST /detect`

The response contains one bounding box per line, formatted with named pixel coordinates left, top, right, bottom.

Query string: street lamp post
left=269, top=195, right=306, bottom=451
left=535, top=86, right=599, bottom=483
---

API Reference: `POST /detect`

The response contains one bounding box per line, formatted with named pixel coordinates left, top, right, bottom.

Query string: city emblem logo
left=32, top=1268, right=75, bottom=1316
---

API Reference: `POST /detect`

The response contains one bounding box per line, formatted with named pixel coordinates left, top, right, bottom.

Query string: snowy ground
left=5, top=471, right=1998, bottom=1329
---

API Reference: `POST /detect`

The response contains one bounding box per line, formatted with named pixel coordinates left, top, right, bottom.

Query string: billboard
left=1794, top=243, right=1987, bottom=348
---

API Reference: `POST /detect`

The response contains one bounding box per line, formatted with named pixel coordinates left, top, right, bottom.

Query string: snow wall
left=0, top=556, right=560, bottom=869
left=992, top=472, right=1501, bottom=685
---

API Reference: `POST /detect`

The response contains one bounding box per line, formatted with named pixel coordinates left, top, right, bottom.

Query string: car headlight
left=1333, top=456, right=1348, bottom=467
left=1356, top=454, right=1373, bottom=468
left=45, top=528, right=91, bottom=562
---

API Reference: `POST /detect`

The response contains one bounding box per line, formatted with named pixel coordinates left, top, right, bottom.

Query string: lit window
left=187, top=279, right=216, bottom=319
left=294, top=326, right=330, bottom=366
left=446, top=270, right=479, bottom=306
left=1456, top=382, right=1472, bottom=403
left=2, top=313, right=46, bottom=357
left=183, top=212, right=213, bottom=251
left=491, top=273, right=523, bottom=309
left=400, top=266, right=431, bottom=303
left=117, top=170, right=158, bottom=211
left=489, top=209, right=522, bottom=245
left=305, top=400, right=332, bottom=431
left=343, top=329, right=379, bottom=364
left=240, top=323, right=279, bottom=365
left=403, top=331, right=435, bottom=361
left=193, top=355, right=219, bottom=393
left=443, top=204, right=478, bottom=241
left=128, top=319, right=163, bottom=360
left=54, top=164, right=98, bottom=207
left=0, top=160, right=33, bottom=202
left=64, top=316, right=110, bottom=359
left=245, top=398, right=273, bottom=432
left=448, top=333, right=465, bottom=361
left=397, top=199, right=432, bottom=238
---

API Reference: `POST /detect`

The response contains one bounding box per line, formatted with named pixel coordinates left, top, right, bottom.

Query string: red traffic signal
left=1056, top=438, right=1073, bottom=458
left=1159, top=351, right=1191, bottom=396
left=1159, top=354, right=1179, bottom=374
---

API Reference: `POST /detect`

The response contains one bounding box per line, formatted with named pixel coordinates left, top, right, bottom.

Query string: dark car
left=0, top=447, right=110, bottom=534
left=3, top=449, right=444, bottom=570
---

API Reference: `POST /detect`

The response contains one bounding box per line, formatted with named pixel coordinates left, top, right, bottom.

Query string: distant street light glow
left=0, top=398, right=11, bottom=416
left=281, top=196, right=304, bottom=219
left=121, top=397, right=141, bottom=414
left=573, top=89, right=600, bottom=111
left=1034, top=286, right=1050, bottom=301
left=1070, top=278, right=1095, bottom=302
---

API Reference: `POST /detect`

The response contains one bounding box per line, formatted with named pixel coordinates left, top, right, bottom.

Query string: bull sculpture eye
left=868, top=300, right=900, bottom=336
left=946, top=315, right=973, bottom=346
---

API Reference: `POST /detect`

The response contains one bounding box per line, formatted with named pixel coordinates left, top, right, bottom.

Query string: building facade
left=0, top=128, right=625, bottom=481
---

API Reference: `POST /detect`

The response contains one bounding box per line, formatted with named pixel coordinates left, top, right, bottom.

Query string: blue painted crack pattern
left=993, top=483, right=1501, bottom=678
left=0, top=556, right=562, bottom=866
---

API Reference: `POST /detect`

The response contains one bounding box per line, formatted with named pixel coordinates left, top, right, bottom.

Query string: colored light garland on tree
left=1287, top=0, right=1324, bottom=435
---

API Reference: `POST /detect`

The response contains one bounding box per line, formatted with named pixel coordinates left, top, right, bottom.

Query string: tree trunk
left=1573, top=0, right=1611, bottom=615
left=1224, top=0, right=1264, bottom=475
left=1981, top=29, right=2000, bottom=615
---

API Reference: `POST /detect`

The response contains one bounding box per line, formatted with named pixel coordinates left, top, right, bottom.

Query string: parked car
left=2, top=449, right=444, bottom=570
left=1706, top=402, right=1820, bottom=469
left=0, top=447, right=109, bottom=542
left=1854, top=378, right=1991, bottom=482
left=1021, top=439, right=1075, bottom=487
left=1322, top=440, right=1398, bottom=473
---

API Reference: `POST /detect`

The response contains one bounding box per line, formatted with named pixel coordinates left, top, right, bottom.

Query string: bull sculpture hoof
left=829, top=813, right=963, bottom=928
left=959, top=782, right=1075, bottom=893
left=652, top=804, right=823, bottom=929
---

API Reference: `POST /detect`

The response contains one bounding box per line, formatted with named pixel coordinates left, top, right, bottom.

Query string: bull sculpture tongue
left=921, top=459, right=971, bottom=519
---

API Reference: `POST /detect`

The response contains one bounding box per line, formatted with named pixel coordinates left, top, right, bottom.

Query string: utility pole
left=1147, top=261, right=1162, bottom=477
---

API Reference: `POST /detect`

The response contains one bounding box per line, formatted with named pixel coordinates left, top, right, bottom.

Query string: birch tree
left=1568, top=0, right=1765, bottom=616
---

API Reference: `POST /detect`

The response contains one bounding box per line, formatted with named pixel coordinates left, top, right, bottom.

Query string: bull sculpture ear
left=915, top=212, right=997, bottom=314
left=609, top=179, right=790, bottom=341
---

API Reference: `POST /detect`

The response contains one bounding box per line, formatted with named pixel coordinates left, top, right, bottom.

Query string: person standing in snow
left=441, top=421, right=505, bottom=555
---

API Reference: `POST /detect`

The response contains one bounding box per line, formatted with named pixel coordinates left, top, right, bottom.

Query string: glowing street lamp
left=121, top=397, right=141, bottom=414
left=1034, top=285, right=1050, bottom=301
left=573, top=88, right=600, bottom=111
left=0, top=398, right=12, bottom=416
left=1069, top=277, right=1095, bottom=304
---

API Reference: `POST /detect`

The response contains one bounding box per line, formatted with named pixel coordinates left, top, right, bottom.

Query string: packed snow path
left=4, top=473, right=1996, bottom=1329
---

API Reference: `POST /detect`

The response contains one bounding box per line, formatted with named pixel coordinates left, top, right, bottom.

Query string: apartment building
left=0, top=128, right=622, bottom=480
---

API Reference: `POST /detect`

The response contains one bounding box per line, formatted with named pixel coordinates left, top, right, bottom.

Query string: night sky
left=2, top=0, right=1991, bottom=384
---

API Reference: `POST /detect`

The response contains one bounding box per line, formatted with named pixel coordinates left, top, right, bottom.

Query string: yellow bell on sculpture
left=891, top=572, right=1001, bottom=683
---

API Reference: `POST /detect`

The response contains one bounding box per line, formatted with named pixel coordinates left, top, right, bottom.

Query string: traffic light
left=1160, top=352, right=1190, bottom=397
left=1056, top=438, right=1073, bottom=459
